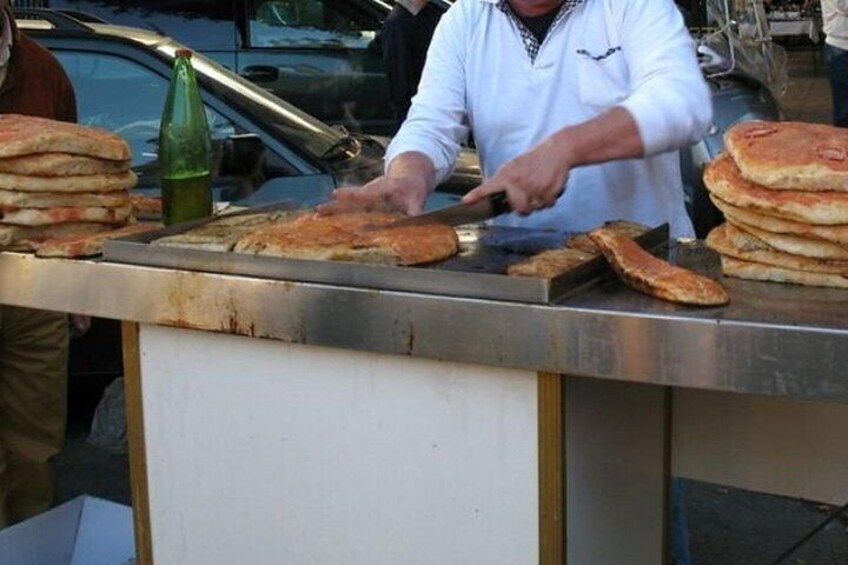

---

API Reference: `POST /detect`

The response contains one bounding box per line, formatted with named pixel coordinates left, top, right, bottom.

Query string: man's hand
left=462, top=107, right=644, bottom=215
left=462, top=135, right=572, bottom=215
left=316, top=151, right=436, bottom=216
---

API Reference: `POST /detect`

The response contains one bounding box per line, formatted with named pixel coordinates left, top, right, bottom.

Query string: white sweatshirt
left=822, top=0, right=848, bottom=50
left=386, top=0, right=713, bottom=238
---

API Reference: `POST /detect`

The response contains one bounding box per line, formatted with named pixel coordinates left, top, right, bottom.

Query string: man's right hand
left=316, top=151, right=436, bottom=216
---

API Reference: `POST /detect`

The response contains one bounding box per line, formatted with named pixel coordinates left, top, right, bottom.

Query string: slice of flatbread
left=0, top=153, right=131, bottom=176
left=706, top=223, right=848, bottom=274
left=35, top=222, right=161, bottom=258
left=0, top=114, right=131, bottom=160
left=705, top=153, right=848, bottom=224
left=0, top=204, right=132, bottom=226
left=130, top=195, right=162, bottom=219
left=153, top=210, right=301, bottom=252
left=720, top=256, right=848, bottom=289
left=724, top=121, right=848, bottom=191
left=0, top=222, right=114, bottom=248
left=727, top=218, right=848, bottom=261
left=0, top=170, right=137, bottom=193
left=507, top=247, right=596, bottom=278
left=233, top=211, right=459, bottom=266
left=588, top=226, right=729, bottom=306
left=564, top=219, right=651, bottom=254
left=0, top=189, right=129, bottom=210
left=710, top=195, right=848, bottom=245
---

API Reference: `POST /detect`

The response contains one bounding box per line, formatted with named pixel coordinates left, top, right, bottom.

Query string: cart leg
left=564, top=376, right=669, bottom=565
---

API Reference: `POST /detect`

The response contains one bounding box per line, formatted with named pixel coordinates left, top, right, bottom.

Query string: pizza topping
left=818, top=147, right=847, bottom=162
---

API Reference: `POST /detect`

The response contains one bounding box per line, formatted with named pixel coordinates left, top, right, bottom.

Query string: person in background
left=379, top=0, right=443, bottom=133
left=0, top=0, right=78, bottom=528
left=820, top=0, right=848, bottom=127
left=320, top=0, right=712, bottom=242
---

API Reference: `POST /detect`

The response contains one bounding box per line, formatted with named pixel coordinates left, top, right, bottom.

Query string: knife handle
left=488, top=191, right=511, bottom=216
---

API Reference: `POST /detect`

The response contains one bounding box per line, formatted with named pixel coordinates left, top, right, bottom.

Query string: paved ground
left=51, top=46, right=846, bottom=564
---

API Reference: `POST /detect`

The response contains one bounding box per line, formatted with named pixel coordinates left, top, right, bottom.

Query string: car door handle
left=241, top=65, right=280, bottom=82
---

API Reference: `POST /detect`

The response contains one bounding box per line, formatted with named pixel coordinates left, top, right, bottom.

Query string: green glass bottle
left=158, top=48, right=213, bottom=225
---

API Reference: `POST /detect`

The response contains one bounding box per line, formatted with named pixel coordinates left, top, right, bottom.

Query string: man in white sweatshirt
left=821, top=0, right=848, bottom=127
left=321, top=0, right=712, bottom=239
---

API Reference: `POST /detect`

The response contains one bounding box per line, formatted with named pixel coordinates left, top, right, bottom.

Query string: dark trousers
left=824, top=43, right=848, bottom=128
left=0, top=306, right=69, bottom=528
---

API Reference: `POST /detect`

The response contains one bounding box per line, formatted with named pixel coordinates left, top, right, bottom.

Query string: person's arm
left=466, top=0, right=711, bottom=214
left=319, top=3, right=468, bottom=215
left=463, top=107, right=642, bottom=214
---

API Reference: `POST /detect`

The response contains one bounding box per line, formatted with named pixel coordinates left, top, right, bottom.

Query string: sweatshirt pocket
left=576, top=45, right=628, bottom=109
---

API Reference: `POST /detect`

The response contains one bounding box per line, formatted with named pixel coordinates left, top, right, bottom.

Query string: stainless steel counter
left=2, top=247, right=847, bottom=402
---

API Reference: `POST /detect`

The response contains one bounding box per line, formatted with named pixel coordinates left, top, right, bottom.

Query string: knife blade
left=385, top=192, right=511, bottom=229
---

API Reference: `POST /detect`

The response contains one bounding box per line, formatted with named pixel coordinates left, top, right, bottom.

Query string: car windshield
left=144, top=34, right=359, bottom=163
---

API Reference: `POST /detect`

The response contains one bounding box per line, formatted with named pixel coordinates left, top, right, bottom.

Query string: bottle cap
left=175, top=48, right=193, bottom=58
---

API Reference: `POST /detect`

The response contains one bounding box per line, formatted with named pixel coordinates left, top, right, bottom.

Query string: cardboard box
left=0, top=495, right=135, bottom=565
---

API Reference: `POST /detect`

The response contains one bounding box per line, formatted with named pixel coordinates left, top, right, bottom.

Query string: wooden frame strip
left=122, top=321, right=153, bottom=565
left=538, top=371, right=564, bottom=565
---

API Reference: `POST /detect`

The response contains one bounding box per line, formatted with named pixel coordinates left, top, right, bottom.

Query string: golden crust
left=724, top=121, right=848, bottom=191
left=709, top=194, right=848, bottom=246
left=507, top=248, right=595, bottom=278
left=706, top=223, right=848, bottom=274
left=0, top=170, right=137, bottom=193
left=233, top=212, right=459, bottom=266
left=720, top=256, right=848, bottom=289
left=0, top=204, right=132, bottom=226
left=704, top=153, right=848, bottom=225
left=588, top=227, right=729, bottom=306
left=724, top=216, right=848, bottom=261
left=564, top=219, right=650, bottom=253
left=35, top=222, right=161, bottom=258
left=0, top=114, right=131, bottom=161
left=0, top=153, right=131, bottom=176
left=0, top=189, right=129, bottom=210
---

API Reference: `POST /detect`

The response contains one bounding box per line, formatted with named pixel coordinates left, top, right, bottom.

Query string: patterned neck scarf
left=496, top=0, right=585, bottom=62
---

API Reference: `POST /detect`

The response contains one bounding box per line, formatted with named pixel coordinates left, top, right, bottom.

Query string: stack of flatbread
left=0, top=113, right=139, bottom=252
left=704, top=121, right=848, bottom=289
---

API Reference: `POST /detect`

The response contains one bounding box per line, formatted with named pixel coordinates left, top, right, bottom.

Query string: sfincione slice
left=588, top=226, right=729, bottom=306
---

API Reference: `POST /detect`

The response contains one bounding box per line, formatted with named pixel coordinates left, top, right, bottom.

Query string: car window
left=53, top=50, right=236, bottom=169
left=248, top=0, right=378, bottom=48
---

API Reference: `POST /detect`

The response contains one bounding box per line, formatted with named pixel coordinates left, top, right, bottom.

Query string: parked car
left=26, top=0, right=451, bottom=136
left=14, top=8, right=479, bottom=206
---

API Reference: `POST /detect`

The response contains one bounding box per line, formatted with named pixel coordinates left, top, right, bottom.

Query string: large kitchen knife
left=386, top=192, right=511, bottom=229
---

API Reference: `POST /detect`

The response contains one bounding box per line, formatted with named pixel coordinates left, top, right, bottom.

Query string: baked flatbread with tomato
left=725, top=216, right=848, bottom=261
left=720, top=256, right=848, bottom=289
left=153, top=210, right=300, bottom=252
left=0, top=114, right=131, bottom=161
left=0, top=170, right=137, bottom=193
left=0, top=222, right=113, bottom=248
left=507, top=248, right=596, bottom=278
left=36, top=222, right=160, bottom=258
left=711, top=195, right=848, bottom=248
left=564, top=219, right=650, bottom=254
left=705, top=153, right=848, bottom=224
left=233, top=211, right=459, bottom=265
left=0, top=153, right=131, bottom=176
left=706, top=223, right=848, bottom=274
left=0, top=204, right=132, bottom=226
left=0, top=189, right=130, bottom=210
left=588, top=226, right=729, bottom=306
left=724, top=121, right=848, bottom=191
